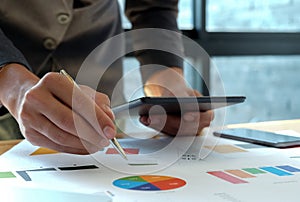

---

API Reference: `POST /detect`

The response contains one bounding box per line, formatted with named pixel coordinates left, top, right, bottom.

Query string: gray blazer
left=0, top=0, right=183, bottom=99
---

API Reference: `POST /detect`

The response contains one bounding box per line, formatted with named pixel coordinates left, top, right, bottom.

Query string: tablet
left=213, top=128, right=300, bottom=148
left=112, top=96, right=246, bottom=117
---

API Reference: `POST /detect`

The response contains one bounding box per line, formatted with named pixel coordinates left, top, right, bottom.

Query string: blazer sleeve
left=0, top=28, right=30, bottom=69
left=0, top=28, right=31, bottom=114
left=125, top=0, right=184, bottom=83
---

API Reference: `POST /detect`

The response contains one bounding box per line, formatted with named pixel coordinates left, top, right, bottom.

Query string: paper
left=1, top=185, right=112, bottom=202
left=2, top=133, right=300, bottom=202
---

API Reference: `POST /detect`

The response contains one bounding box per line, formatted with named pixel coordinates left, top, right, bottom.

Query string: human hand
left=140, top=67, right=214, bottom=136
left=0, top=64, right=116, bottom=154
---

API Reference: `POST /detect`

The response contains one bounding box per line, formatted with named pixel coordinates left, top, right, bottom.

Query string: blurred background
left=118, top=0, right=300, bottom=125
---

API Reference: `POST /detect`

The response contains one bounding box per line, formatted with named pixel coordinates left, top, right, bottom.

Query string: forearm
left=0, top=28, right=34, bottom=114
left=125, top=0, right=184, bottom=83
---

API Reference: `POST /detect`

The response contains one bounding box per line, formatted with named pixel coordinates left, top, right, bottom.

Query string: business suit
left=0, top=0, right=183, bottom=139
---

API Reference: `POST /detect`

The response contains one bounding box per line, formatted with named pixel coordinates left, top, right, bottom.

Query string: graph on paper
left=113, top=175, right=186, bottom=191
left=207, top=165, right=300, bottom=184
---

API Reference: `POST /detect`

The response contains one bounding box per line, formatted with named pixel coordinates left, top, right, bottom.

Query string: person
left=0, top=0, right=214, bottom=154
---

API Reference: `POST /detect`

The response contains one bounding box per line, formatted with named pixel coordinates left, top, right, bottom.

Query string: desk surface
left=0, top=139, right=21, bottom=155
left=227, top=119, right=300, bottom=133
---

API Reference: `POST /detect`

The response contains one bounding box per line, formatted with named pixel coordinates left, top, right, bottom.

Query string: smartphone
left=213, top=128, right=300, bottom=148
left=112, top=96, right=246, bottom=117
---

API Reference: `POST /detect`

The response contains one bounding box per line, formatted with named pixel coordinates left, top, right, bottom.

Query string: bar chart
left=207, top=165, right=300, bottom=184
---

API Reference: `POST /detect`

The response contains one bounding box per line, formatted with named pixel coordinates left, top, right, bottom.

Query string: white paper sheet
left=1, top=132, right=300, bottom=202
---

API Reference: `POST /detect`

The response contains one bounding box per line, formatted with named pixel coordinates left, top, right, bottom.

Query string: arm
left=0, top=29, right=30, bottom=69
left=125, top=0, right=184, bottom=82
left=125, top=1, right=213, bottom=135
left=0, top=28, right=31, bottom=113
left=0, top=29, right=116, bottom=154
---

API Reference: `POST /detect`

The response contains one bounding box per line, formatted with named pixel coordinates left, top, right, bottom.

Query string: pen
left=60, top=69, right=128, bottom=160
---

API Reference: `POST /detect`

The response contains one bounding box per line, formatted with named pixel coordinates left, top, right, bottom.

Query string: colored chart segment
left=260, top=167, right=293, bottom=176
left=242, top=168, right=266, bottom=174
left=225, top=169, right=256, bottom=178
left=0, top=172, right=16, bottom=179
left=276, top=165, right=300, bottom=172
left=205, top=145, right=247, bottom=154
left=207, top=171, right=248, bottom=184
left=208, top=165, right=300, bottom=184
left=16, top=171, right=32, bottom=181
left=106, top=148, right=139, bottom=154
left=113, top=175, right=186, bottom=191
left=30, top=147, right=59, bottom=156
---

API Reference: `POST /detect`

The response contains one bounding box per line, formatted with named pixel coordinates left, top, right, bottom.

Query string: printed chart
left=113, top=175, right=186, bottom=191
left=207, top=164, right=300, bottom=184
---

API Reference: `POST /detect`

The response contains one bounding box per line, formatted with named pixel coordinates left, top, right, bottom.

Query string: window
left=211, top=56, right=300, bottom=124
left=206, top=0, right=300, bottom=32
left=195, top=0, right=300, bottom=124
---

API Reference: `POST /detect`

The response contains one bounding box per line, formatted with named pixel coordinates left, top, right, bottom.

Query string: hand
left=140, top=67, right=214, bottom=136
left=0, top=64, right=116, bottom=154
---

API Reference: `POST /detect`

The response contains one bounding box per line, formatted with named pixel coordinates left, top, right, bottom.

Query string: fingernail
left=184, top=114, right=195, bottom=122
left=103, top=126, right=115, bottom=139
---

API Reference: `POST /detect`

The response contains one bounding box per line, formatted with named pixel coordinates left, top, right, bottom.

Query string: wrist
left=144, top=67, right=185, bottom=96
left=0, top=63, right=12, bottom=108
left=0, top=63, right=39, bottom=116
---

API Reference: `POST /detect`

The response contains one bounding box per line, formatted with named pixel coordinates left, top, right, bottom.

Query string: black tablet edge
left=112, top=96, right=246, bottom=115
left=140, top=96, right=246, bottom=104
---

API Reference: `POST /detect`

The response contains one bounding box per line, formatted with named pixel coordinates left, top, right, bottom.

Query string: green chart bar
left=242, top=168, right=266, bottom=175
left=0, top=172, right=16, bottom=178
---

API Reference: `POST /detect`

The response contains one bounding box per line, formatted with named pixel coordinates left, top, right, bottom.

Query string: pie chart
left=112, top=175, right=186, bottom=191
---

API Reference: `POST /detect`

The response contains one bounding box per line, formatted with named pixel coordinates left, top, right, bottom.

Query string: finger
left=141, top=114, right=197, bottom=136
left=26, top=85, right=110, bottom=147
left=32, top=113, right=109, bottom=150
left=44, top=97, right=110, bottom=147
left=182, top=111, right=214, bottom=135
left=141, top=113, right=205, bottom=136
left=78, top=85, right=110, bottom=106
left=40, top=73, right=116, bottom=139
left=140, top=115, right=170, bottom=134
left=25, top=128, right=97, bottom=154
left=183, top=112, right=200, bottom=122
left=139, top=116, right=150, bottom=126
left=79, top=85, right=115, bottom=120
left=171, top=112, right=200, bottom=135
left=198, top=110, right=214, bottom=130
left=191, top=89, right=202, bottom=96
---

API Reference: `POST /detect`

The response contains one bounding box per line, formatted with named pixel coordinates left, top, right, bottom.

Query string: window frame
left=182, top=0, right=300, bottom=56
left=180, top=0, right=300, bottom=95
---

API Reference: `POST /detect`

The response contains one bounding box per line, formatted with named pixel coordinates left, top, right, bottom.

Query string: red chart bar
left=207, top=171, right=248, bottom=184
left=106, top=148, right=139, bottom=154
